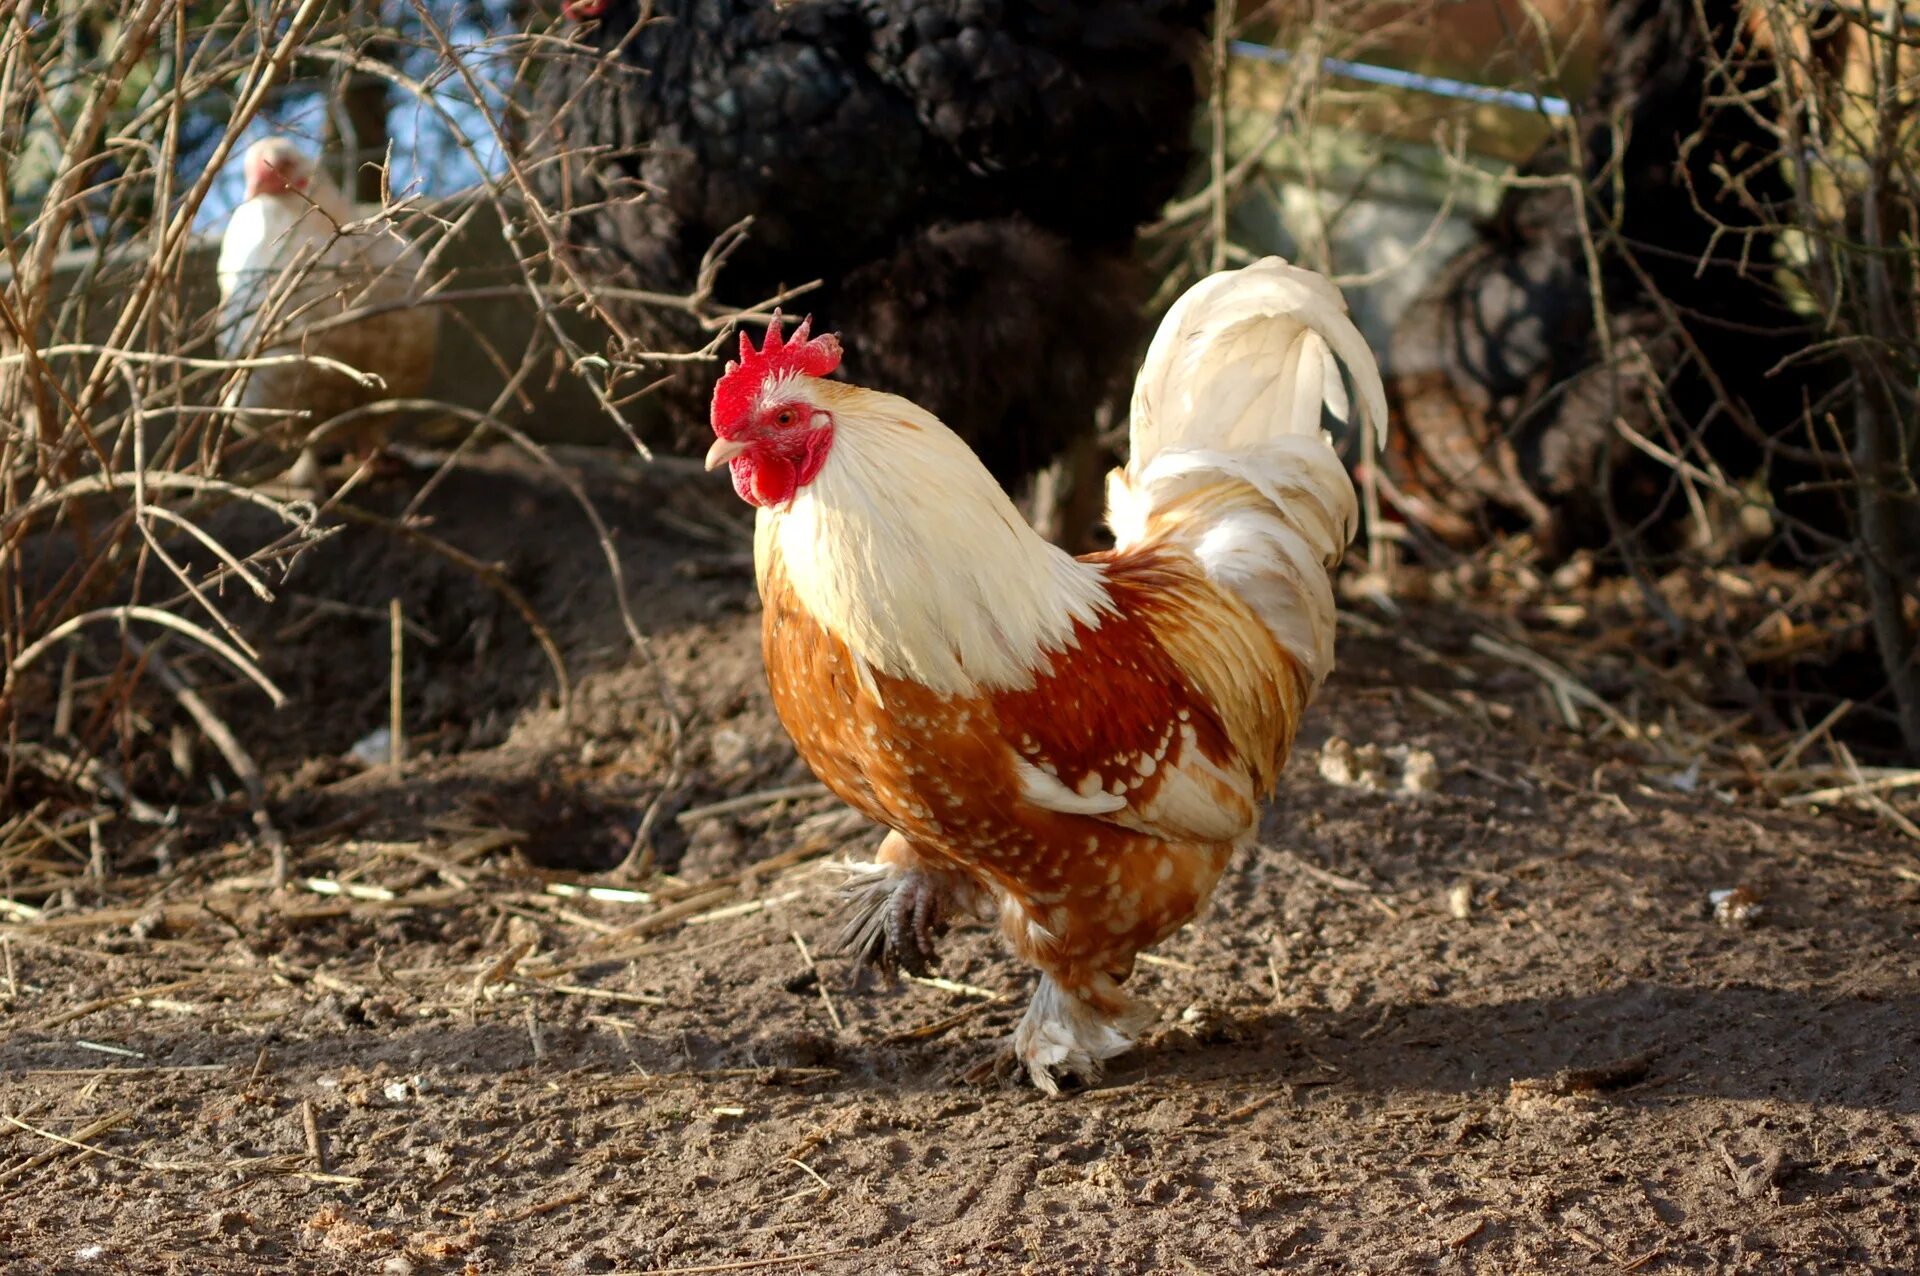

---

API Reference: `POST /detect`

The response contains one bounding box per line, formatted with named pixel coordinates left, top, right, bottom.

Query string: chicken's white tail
left=1105, top=257, right=1385, bottom=690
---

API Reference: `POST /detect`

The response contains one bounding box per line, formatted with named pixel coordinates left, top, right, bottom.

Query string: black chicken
left=1384, top=0, right=1840, bottom=559
left=528, top=0, right=1213, bottom=497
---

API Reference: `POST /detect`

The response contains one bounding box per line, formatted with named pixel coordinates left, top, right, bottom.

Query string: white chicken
left=216, top=137, right=440, bottom=487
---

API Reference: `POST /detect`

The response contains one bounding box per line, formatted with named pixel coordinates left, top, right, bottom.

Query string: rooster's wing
left=988, top=551, right=1275, bottom=849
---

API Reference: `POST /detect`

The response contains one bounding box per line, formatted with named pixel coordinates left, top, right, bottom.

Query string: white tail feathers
left=1106, top=257, right=1386, bottom=689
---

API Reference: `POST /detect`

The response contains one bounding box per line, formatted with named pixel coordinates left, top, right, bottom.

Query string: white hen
left=216, top=137, right=440, bottom=485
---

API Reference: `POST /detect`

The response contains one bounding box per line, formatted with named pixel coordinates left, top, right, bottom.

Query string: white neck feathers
left=758, top=386, right=1109, bottom=697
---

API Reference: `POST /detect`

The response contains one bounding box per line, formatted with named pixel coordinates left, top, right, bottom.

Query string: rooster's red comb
left=711, top=314, right=843, bottom=434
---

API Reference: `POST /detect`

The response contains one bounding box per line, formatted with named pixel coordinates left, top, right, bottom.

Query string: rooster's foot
left=1013, top=974, right=1152, bottom=1096
left=885, top=867, right=947, bottom=977
left=830, top=859, right=947, bottom=979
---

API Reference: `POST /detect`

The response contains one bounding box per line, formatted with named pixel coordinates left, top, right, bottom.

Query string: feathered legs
left=1011, top=968, right=1152, bottom=1096
left=832, top=830, right=987, bottom=977
left=835, top=831, right=1229, bottom=1093
left=1003, top=840, right=1232, bottom=1093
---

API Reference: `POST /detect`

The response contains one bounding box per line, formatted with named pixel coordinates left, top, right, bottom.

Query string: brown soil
left=3, top=454, right=1917, bottom=1275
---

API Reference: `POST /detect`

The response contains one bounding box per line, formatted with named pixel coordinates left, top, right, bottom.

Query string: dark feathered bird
left=527, top=0, right=1212, bottom=496
left=1383, top=0, right=1841, bottom=559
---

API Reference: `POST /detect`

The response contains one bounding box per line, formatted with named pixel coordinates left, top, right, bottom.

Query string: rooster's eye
left=775, top=409, right=796, bottom=427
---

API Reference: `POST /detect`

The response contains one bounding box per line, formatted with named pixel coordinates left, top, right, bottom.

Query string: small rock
left=1318, top=737, right=1385, bottom=790
left=1660, top=759, right=1703, bottom=793
left=348, top=727, right=393, bottom=768
left=1446, top=881, right=1474, bottom=920
left=1320, top=738, right=1439, bottom=797
left=1175, top=1002, right=1249, bottom=1044
left=505, top=915, right=543, bottom=952
left=1397, top=747, right=1441, bottom=796
left=709, top=727, right=752, bottom=772
left=1549, top=554, right=1595, bottom=591
left=1709, top=886, right=1763, bottom=928
left=128, top=907, right=170, bottom=942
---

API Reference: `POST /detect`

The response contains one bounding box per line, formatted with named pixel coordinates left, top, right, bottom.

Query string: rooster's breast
left=759, top=557, right=1023, bottom=845
left=758, top=547, right=1252, bottom=974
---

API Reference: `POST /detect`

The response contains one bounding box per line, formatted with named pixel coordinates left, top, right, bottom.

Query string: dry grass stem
left=0, top=1109, right=136, bottom=1188
left=389, top=596, right=406, bottom=771
left=674, top=784, right=831, bottom=827
left=300, top=1098, right=326, bottom=1174
left=789, top=930, right=842, bottom=1034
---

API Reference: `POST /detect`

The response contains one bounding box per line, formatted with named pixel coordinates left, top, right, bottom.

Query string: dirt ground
left=3, top=454, right=1917, bottom=1275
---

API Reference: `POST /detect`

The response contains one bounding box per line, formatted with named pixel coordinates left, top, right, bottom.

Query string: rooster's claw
left=832, top=860, right=947, bottom=978
left=885, top=871, right=946, bottom=978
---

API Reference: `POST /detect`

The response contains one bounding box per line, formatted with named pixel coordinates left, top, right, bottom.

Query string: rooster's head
left=707, top=313, right=844, bottom=509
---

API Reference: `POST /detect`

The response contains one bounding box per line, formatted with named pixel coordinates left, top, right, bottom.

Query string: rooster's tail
left=1105, top=257, right=1385, bottom=691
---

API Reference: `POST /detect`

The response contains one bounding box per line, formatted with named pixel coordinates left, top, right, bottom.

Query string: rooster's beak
left=705, top=438, right=749, bottom=471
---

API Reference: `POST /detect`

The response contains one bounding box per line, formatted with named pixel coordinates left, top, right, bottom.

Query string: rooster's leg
left=831, top=831, right=978, bottom=978
left=1012, top=969, right=1151, bottom=1096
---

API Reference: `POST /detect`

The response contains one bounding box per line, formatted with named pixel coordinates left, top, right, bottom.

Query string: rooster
left=704, top=259, right=1382, bottom=1090
left=216, top=137, right=441, bottom=487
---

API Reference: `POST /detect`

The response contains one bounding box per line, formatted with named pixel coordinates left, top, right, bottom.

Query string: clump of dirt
left=1, top=450, right=1916, bottom=1273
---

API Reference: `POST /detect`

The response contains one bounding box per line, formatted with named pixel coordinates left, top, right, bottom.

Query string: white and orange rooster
left=706, top=259, right=1383, bottom=1091
left=217, top=137, right=440, bottom=487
